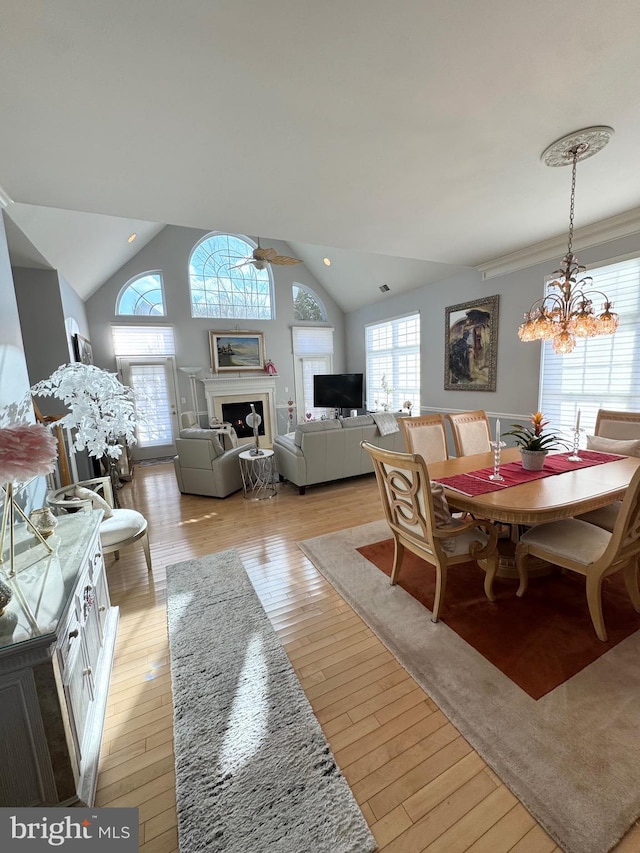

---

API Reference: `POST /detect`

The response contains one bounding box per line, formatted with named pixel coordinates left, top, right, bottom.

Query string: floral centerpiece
left=504, top=412, right=568, bottom=470
left=504, top=412, right=567, bottom=451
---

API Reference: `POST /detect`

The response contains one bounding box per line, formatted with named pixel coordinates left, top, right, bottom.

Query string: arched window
left=189, top=233, right=273, bottom=320
left=116, top=272, right=165, bottom=316
left=292, top=283, right=327, bottom=321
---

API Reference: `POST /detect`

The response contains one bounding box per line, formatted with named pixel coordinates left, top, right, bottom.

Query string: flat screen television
left=313, top=373, right=364, bottom=411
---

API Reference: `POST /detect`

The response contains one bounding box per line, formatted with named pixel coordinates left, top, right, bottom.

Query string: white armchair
left=47, top=476, right=152, bottom=571
left=173, top=421, right=244, bottom=498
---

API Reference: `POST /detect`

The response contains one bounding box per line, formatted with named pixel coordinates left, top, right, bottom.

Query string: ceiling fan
left=233, top=241, right=302, bottom=271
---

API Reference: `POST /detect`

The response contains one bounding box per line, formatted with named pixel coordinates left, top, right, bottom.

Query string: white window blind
left=365, top=313, right=420, bottom=412
left=112, top=325, right=175, bottom=356
left=292, top=326, right=334, bottom=355
left=539, top=256, right=640, bottom=434
left=292, top=326, right=334, bottom=419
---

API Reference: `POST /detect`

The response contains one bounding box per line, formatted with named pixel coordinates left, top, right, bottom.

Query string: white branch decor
left=31, top=363, right=137, bottom=460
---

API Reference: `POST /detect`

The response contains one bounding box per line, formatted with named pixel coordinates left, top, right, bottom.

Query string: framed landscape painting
left=210, top=331, right=265, bottom=372
left=444, top=295, right=499, bottom=391
left=73, top=333, right=94, bottom=365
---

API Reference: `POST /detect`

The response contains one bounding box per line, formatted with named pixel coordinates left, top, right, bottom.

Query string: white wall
left=0, top=214, right=31, bottom=411
left=0, top=212, right=48, bottom=512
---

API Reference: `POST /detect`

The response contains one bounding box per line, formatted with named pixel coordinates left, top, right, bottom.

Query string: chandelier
left=518, top=126, right=619, bottom=355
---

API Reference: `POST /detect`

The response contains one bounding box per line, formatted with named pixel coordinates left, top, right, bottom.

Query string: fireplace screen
left=222, top=401, right=266, bottom=439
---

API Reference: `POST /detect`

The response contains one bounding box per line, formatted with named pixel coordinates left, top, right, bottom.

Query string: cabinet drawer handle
left=68, top=629, right=79, bottom=641
left=83, top=667, right=93, bottom=677
left=99, top=605, right=106, bottom=612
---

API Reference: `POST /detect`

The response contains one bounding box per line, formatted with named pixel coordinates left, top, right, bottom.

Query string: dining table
left=428, top=448, right=640, bottom=577
left=428, top=447, right=640, bottom=525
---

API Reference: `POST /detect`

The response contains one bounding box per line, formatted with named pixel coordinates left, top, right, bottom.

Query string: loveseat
left=173, top=423, right=245, bottom=498
left=273, top=414, right=407, bottom=494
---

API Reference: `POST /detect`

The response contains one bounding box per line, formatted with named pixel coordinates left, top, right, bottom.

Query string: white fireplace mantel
left=201, top=374, right=277, bottom=446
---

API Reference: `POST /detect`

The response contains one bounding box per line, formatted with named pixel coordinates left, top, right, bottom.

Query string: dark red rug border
left=357, top=538, right=640, bottom=699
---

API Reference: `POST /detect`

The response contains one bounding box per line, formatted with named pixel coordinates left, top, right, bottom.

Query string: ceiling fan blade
left=270, top=255, right=302, bottom=265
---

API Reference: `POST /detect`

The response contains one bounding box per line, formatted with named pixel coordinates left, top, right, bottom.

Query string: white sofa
left=273, top=414, right=407, bottom=494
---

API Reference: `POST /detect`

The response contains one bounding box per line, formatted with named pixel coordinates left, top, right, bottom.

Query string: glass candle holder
left=489, top=440, right=506, bottom=481
left=568, top=428, right=584, bottom=462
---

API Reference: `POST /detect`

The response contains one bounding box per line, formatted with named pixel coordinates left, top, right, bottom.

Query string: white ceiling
left=2, top=1, right=640, bottom=310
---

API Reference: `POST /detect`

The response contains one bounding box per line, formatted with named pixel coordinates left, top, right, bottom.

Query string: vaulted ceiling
left=2, top=1, right=640, bottom=311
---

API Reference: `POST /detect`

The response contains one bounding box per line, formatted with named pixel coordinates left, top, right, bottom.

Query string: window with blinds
left=539, top=256, right=640, bottom=435
left=365, top=313, right=420, bottom=412
left=292, top=326, right=334, bottom=419
left=112, top=325, right=175, bottom=356
left=127, top=363, right=174, bottom=447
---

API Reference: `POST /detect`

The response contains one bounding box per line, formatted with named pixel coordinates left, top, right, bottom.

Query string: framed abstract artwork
left=209, top=331, right=265, bottom=372
left=444, top=295, right=499, bottom=391
left=73, top=334, right=94, bottom=365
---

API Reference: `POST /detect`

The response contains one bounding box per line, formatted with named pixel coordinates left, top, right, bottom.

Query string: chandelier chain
left=567, top=149, right=578, bottom=255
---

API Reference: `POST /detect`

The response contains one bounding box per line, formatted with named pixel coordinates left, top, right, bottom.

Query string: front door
left=117, top=357, right=178, bottom=461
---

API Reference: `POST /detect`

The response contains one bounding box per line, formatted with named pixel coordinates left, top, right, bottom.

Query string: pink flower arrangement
left=0, top=423, right=58, bottom=483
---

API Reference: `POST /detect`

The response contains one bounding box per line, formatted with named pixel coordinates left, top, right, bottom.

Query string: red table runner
left=434, top=450, right=626, bottom=497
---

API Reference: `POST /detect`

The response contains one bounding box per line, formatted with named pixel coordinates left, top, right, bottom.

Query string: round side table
left=238, top=449, right=278, bottom=500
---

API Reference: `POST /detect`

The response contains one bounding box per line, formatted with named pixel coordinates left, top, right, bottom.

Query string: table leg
left=495, top=528, right=551, bottom=580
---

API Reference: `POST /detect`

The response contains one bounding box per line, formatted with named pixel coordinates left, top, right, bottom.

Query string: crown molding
left=477, top=207, right=640, bottom=279
left=0, top=184, right=13, bottom=208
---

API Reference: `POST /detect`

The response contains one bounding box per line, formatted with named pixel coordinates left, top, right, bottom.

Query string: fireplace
left=222, top=401, right=266, bottom=439
left=202, top=375, right=277, bottom=448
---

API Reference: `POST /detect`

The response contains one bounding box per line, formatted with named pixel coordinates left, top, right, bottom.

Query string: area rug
left=357, top=537, right=640, bottom=699
left=166, top=550, right=375, bottom=853
left=298, top=520, right=640, bottom=853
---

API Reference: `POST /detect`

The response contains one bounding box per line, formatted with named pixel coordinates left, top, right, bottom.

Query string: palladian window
left=189, top=233, right=273, bottom=320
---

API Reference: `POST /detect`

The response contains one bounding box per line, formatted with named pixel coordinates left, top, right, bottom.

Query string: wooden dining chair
left=446, top=410, right=491, bottom=457
left=515, top=465, right=640, bottom=641
left=594, top=409, right=640, bottom=440
left=361, top=441, right=499, bottom=622
left=576, top=409, right=640, bottom=532
left=399, top=414, right=449, bottom=464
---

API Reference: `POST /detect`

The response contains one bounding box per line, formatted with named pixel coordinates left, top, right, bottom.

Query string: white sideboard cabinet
left=0, top=511, right=118, bottom=807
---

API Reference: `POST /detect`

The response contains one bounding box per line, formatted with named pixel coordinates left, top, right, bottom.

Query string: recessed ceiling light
left=323, top=257, right=331, bottom=266
left=127, top=233, right=137, bottom=243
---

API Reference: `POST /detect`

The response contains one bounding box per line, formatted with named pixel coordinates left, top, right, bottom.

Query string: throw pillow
left=586, top=435, right=640, bottom=457
left=73, top=485, right=114, bottom=519
left=340, top=415, right=375, bottom=429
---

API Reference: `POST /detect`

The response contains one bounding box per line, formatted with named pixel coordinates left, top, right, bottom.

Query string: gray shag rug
left=166, top=550, right=376, bottom=853
left=299, top=520, right=640, bottom=853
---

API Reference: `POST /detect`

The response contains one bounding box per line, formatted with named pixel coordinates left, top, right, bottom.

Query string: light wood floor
left=94, top=463, right=640, bottom=852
